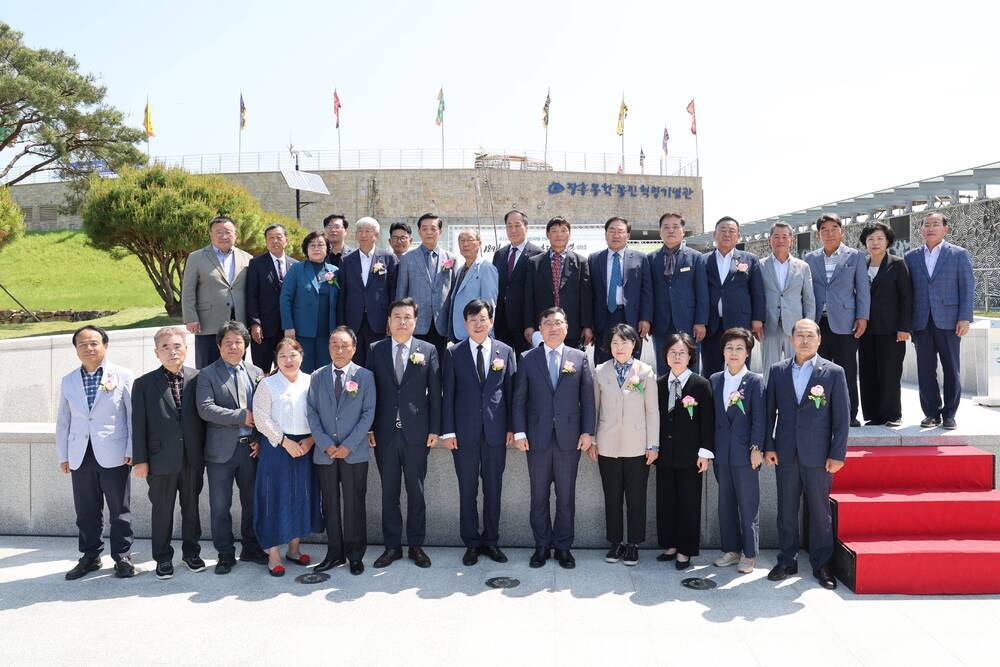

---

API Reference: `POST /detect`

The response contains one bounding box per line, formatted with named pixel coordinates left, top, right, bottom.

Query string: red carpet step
left=832, top=445, right=994, bottom=493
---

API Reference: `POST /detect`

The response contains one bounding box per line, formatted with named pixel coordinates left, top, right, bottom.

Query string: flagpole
left=544, top=124, right=549, bottom=168
left=694, top=132, right=700, bottom=177
left=336, top=85, right=342, bottom=170
left=440, top=117, right=445, bottom=168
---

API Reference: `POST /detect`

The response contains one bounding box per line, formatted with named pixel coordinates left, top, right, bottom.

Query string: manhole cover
left=681, top=577, right=717, bottom=590
left=485, top=577, right=520, bottom=589
left=295, top=572, right=331, bottom=585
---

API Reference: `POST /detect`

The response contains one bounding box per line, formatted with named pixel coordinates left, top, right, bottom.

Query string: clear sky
left=7, top=0, right=1000, bottom=225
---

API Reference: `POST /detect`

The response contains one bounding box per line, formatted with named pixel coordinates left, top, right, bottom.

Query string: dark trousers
left=374, top=431, right=429, bottom=549
left=250, top=332, right=282, bottom=374
left=525, top=443, right=581, bottom=550
left=195, top=334, right=221, bottom=369
left=351, top=317, right=385, bottom=367
left=206, top=444, right=260, bottom=556
left=147, top=461, right=204, bottom=564
left=597, top=455, right=649, bottom=545
left=315, top=460, right=368, bottom=562
left=71, top=444, right=133, bottom=561
left=714, top=463, right=760, bottom=558
left=858, top=332, right=905, bottom=423
left=912, top=313, right=963, bottom=420
left=818, top=316, right=859, bottom=421
left=776, top=461, right=833, bottom=571
left=656, top=465, right=702, bottom=556
left=452, top=436, right=507, bottom=548
left=417, top=326, right=448, bottom=363
left=593, top=308, right=643, bottom=365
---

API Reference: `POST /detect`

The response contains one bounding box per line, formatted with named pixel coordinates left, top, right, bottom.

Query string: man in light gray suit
left=760, top=222, right=816, bottom=381
left=181, top=216, right=253, bottom=368
left=395, top=213, right=456, bottom=359
left=196, top=320, right=267, bottom=573
left=307, top=326, right=376, bottom=576
left=56, top=325, right=137, bottom=580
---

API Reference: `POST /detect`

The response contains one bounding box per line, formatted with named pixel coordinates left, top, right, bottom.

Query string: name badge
left=679, top=266, right=691, bottom=273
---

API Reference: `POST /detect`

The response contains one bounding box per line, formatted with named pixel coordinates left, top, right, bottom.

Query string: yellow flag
left=143, top=99, right=155, bottom=138
left=616, top=96, right=628, bottom=136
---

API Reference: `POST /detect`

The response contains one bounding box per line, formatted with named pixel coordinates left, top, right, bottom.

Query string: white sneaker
left=714, top=552, right=740, bottom=567
left=737, top=556, right=755, bottom=574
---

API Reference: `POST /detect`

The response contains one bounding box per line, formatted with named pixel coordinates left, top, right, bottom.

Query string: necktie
left=276, top=258, right=285, bottom=282
left=477, top=344, right=486, bottom=384
left=551, top=253, right=562, bottom=307
left=614, top=361, right=629, bottom=387
left=335, top=369, right=344, bottom=401
left=664, top=247, right=676, bottom=278
left=507, top=246, right=517, bottom=278
left=456, top=265, right=468, bottom=290
left=425, top=250, right=436, bottom=282
left=548, top=349, right=560, bottom=389
left=608, top=252, right=622, bottom=313
left=235, top=366, right=247, bottom=410
left=395, top=343, right=406, bottom=383
left=668, top=378, right=680, bottom=411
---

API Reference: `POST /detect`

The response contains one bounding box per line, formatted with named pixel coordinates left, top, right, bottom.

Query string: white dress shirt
left=773, top=256, right=790, bottom=291
left=510, top=240, right=528, bottom=267
left=924, top=243, right=943, bottom=277
left=441, top=337, right=493, bottom=441
left=823, top=243, right=848, bottom=283
left=667, top=368, right=714, bottom=460
left=357, top=247, right=374, bottom=286
left=393, top=338, right=413, bottom=362
left=606, top=249, right=625, bottom=306
left=514, top=343, right=564, bottom=442
left=722, top=366, right=748, bottom=406
left=255, top=372, right=312, bottom=446
left=269, top=252, right=287, bottom=279
left=715, top=249, right=735, bottom=316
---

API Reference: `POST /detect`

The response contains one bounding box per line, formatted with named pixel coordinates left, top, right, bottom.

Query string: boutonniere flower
left=345, top=380, right=359, bottom=396
left=681, top=395, right=698, bottom=418
left=736, top=262, right=750, bottom=273
left=372, top=261, right=386, bottom=275
left=441, top=258, right=455, bottom=271
left=561, top=360, right=576, bottom=374
left=323, top=271, right=339, bottom=286
left=728, top=389, right=746, bottom=414
left=624, top=374, right=645, bottom=394
left=99, top=378, right=116, bottom=392
left=409, top=352, right=426, bottom=366
left=491, top=358, right=505, bottom=372
left=809, top=385, right=827, bottom=409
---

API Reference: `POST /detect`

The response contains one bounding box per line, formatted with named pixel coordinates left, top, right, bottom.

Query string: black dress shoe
left=479, top=545, right=508, bottom=563
left=942, top=417, right=957, bottom=430
left=884, top=419, right=902, bottom=427
left=349, top=560, right=364, bottom=575
left=920, top=416, right=941, bottom=428
left=529, top=547, right=550, bottom=568
left=656, top=551, right=677, bottom=562
left=850, top=419, right=862, bottom=428
left=605, top=543, right=625, bottom=563
left=114, top=558, right=136, bottom=578
left=814, top=566, right=837, bottom=589
left=313, top=557, right=346, bottom=573
left=864, top=420, right=884, bottom=426
left=675, top=557, right=692, bottom=571
left=65, top=556, right=101, bottom=580
left=240, top=549, right=269, bottom=565
left=155, top=561, right=174, bottom=580
left=215, top=554, right=237, bottom=575
left=462, top=547, right=479, bottom=566
left=623, top=544, right=640, bottom=566
left=373, top=548, right=403, bottom=568
left=767, top=563, right=798, bottom=581
left=182, top=555, right=206, bottom=572
left=408, top=547, right=432, bottom=568
left=554, top=549, right=576, bottom=569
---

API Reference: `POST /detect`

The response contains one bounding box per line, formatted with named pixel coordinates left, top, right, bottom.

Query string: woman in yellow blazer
left=588, top=324, right=659, bottom=566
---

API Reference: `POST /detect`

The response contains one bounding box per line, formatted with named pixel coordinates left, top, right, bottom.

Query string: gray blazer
left=760, top=254, right=816, bottom=337
left=395, top=245, right=456, bottom=336
left=804, top=246, right=871, bottom=335
left=55, top=362, right=135, bottom=470
left=195, top=357, right=263, bottom=464
left=306, top=362, right=376, bottom=465
left=181, top=243, right=253, bottom=333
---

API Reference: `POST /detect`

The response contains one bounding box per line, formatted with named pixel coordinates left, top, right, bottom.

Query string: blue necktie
left=608, top=252, right=622, bottom=313
left=548, top=349, right=560, bottom=389
left=425, top=249, right=436, bottom=282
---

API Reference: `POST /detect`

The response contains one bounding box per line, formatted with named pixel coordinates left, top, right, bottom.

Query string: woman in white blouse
left=252, top=338, right=322, bottom=576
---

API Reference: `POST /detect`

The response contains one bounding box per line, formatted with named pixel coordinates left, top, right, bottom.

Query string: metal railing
left=975, top=268, right=1000, bottom=313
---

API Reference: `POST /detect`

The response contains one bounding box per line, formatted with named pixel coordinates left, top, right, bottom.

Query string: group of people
left=54, top=206, right=974, bottom=591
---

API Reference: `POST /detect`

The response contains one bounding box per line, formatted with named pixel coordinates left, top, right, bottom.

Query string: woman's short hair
left=301, top=231, right=329, bottom=256
left=662, top=332, right=696, bottom=368
left=605, top=323, right=639, bottom=352
left=720, top=327, right=754, bottom=353
left=859, top=222, right=895, bottom=247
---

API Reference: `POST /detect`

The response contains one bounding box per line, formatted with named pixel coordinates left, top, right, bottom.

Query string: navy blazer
left=588, top=248, right=653, bottom=340
left=523, top=250, right=594, bottom=342
left=710, top=371, right=765, bottom=467
left=337, top=248, right=397, bottom=334
left=904, top=241, right=975, bottom=331
left=511, top=345, right=595, bottom=451
left=367, top=337, right=441, bottom=446
left=649, top=245, right=709, bottom=336
left=279, top=261, right=339, bottom=338
left=704, top=250, right=766, bottom=335
left=765, top=355, right=849, bottom=466
left=246, top=253, right=298, bottom=337
left=492, top=241, right=543, bottom=333
left=441, top=339, right=516, bottom=448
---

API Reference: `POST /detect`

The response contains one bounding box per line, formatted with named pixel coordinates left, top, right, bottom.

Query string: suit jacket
left=511, top=345, right=595, bottom=451
left=181, top=244, right=252, bottom=333
left=306, top=362, right=376, bottom=465
left=447, top=257, right=500, bottom=341
left=337, top=248, right=397, bottom=334
left=523, top=250, right=593, bottom=344
left=56, top=362, right=135, bottom=470
left=279, top=261, right=340, bottom=338
left=866, top=253, right=912, bottom=335
left=710, top=371, right=765, bottom=467
left=905, top=241, right=975, bottom=331
left=131, top=366, right=205, bottom=474
left=246, top=253, right=298, bottom=337
left=765, top=355, right=849, bottom=466
left=195, top=357, right=264, bottom=464
left=396, top=245, right=456, bottom=336
left=367, top=337, right=442, bottom=446
left=656, top=372, right=714, bottom=468
left=588, top=248, right=653, bottom=342
left=493, top=241, right=544, bottom=334
left=441, top=339, right=516, bottom=448
left=805, top=245, right=871, bottom=334
left=326, top=244, right=357, bottom=268
left=649, top=244, right=709, bottom=336
left=593, top=359, right=659, bottom=458
left=704, top=250, right=766, bottom=335
left=760, top=254, right=816, bottom=337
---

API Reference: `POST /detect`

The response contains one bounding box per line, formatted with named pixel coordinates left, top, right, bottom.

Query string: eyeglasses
left=723, top=346, right=747, bottom=354
left=666, top=349, right=690, bottom=358
left=329, top=344, right=354, bottom=351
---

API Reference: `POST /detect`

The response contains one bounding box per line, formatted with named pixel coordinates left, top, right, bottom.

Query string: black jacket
left=866, top=253, right=912, bottom=335
left=656, top=372, right=715, bottom=468
left=131, top=366, right=205, bottom=474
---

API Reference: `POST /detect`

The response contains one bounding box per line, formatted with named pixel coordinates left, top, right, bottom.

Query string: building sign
left=548, top=181, right=694, bottom=200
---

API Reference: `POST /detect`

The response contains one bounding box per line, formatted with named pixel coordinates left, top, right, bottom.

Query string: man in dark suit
left=492, top=209, right=543, bottom=355
left=523, top=217, right=593, bottom=350
left=246, top=223, right=298, bottom=373
left=441, top=300, right=517, bottom=566
left=367, top=297, right=441, bottom=569
left=131, top=326, right=206, bottom=579
left=649, top=212, right=709, bottom=375
left=905, top=212, right=975, bottom=430
left=323, top=213, right=356, bottom=267
left=764, top=318, right=849, bottom=590
left=589, top=216, right=652, bottom=364
left=702, top=217, right=765, bottom=378
left=196, top=321, right=267, bottom=574
left=337, top=216, right=397, bottom=367
left=512, top=306, right=596, bottom=569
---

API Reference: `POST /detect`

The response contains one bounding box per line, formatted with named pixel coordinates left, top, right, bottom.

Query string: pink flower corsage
left=809, top=385, right=827, bottom=409
left=372, top=262, right=386, bottom=275
left=409, top=352, right=426, bottom=366
left=624, top=374, right=645, bottom=394
left=728, top=389, right=746, bottom=414
left=345, top=380, right=359, bottom=396
left=681, top=395, right=698, bottom=418
left=736, top=262, right=749, bottom=273
left=441, top=258, right=455, bottom=271
left=561, top=361, right=576, bottom=374
left=491, top=358, right=505, bottom=372
left=98, top=379, right=116, bottom=393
